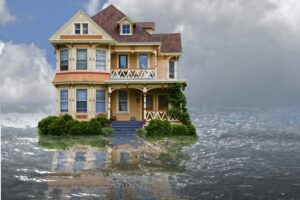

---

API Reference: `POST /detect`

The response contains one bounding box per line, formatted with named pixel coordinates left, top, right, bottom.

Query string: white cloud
left=0, top=0, right=16, bottom=26
left=104, top=0, right=300, bottom=106
left=0, top=41, right=55, bottom=114
left=85, top=0, right=102, bottom=16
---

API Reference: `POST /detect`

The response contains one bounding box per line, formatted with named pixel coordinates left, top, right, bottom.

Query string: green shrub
left=172, top=124, right=189, bottom=135
left=61, top=114, right=73, bottom=122
left=146, top=119, right=172, bottom=136
left=38, top=116, right=58, bottom=135
left=186, top=123, right=197, bottom=135
left=87, top=120, right=102, bottom=135
left=48, top=118, right=67, bottom=136
left=101, top=127, right=115, bottom=136
left=92, top=115, right=109, bottom=127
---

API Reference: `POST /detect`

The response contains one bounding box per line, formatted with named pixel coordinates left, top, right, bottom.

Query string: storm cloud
left=102, top=0, right=300, bottom=107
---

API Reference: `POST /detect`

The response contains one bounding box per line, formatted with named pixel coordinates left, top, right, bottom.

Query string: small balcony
left=111, top=68, right=157, bottom=80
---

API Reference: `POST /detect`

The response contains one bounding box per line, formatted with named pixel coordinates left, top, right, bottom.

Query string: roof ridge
left=92, top=4, right=127, bottom=18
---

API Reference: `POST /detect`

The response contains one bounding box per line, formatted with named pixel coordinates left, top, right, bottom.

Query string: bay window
left=76, top=49, right=87, bottom=70
left=60, top=49, right=68, bottom=71
left=76, top=89, right=87, bottom=113
left=96, top=90, right=106, bottom=113
left=96, top=50, right=106, bottom=71
left=60, top=90, right=68, bottom=113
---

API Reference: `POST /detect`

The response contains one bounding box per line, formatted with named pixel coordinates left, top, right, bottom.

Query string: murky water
left=2, top=107, right=300, bottom=199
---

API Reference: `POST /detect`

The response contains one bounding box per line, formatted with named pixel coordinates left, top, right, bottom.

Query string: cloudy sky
left=1, top=0, right=300, bottom=115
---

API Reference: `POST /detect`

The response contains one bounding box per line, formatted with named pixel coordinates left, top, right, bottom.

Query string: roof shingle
left=91, top=5, right=181, bottom=53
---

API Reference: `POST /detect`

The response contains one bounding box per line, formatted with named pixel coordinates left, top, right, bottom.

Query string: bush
left=92, top=115, right=109, bottom=127
left=48, top=118, right=67, bottom=136
left=186, top=123, right=197, bottom=135
left=61, top=114, right=73, bottom=122
left=146, top=119, right=172, bottom=137
left=172, top=124, right=189, bottom=135
left=101, top=127, right=115, bottom=136
left=38, top=116, right=58, bottom=135
left=87, top=120, right=102, bottom=135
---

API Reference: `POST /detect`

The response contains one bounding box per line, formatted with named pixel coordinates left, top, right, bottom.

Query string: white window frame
left=120, top=23, right=132, bottom=35
left=168, top=59, right=177, bottom=79
left=117, top=90, right=130, bottom=114
left=96, top=89, right=106, bottom=114
left=74, top=22, right=90, bottom=35
left=95, top=48, right=107, bottom=71
left=117, top=53, right=130, bottom=69
left=76, top=88, right=88, bottom=113
left=76, top=48, right=88, bottom=70
left=60, top=89, right=69, bottom=113
left=137, top=53, right=150, bottom=69
left=59, top=48, right=69, bottom=71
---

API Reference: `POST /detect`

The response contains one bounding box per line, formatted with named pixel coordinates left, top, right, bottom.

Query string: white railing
left=111, top=68, right=157, bottom=79
left=145, top=111, right=177, bottom=121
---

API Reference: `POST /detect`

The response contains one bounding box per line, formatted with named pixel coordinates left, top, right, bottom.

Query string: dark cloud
left=105, top=0, right=300, bottom=106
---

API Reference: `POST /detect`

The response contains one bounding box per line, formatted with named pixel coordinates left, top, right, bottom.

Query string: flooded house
left=50, top=5, right=186, bottom=124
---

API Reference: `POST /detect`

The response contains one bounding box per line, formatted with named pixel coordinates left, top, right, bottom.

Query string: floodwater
left=2, top=107, right=300, bottom=199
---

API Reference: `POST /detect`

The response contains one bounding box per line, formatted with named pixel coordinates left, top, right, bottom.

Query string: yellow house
left=50, top=5, right=186, bottom=123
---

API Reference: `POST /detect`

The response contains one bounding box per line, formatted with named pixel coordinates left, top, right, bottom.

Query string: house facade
left=50, top=5, right=186, bottom=122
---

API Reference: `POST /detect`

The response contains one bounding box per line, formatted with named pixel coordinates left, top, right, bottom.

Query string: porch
left=107, top=86, right=172, bottom=122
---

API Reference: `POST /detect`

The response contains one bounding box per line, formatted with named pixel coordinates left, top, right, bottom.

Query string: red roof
left=92, top=5, right=181, bottom=53
left=52, top=72, right=110, bottom=84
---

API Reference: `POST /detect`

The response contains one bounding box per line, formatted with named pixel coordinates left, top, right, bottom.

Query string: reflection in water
left=3, top=107, right=300, bottom=199
left=46, top=145, right=184, bottom=199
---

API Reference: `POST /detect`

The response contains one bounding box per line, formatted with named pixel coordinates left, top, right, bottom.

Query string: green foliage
left=145, top=119, right=172, bottom=137
left=172, top=124, right=189, bottom=135
left=101, top=127, right=115, bottom=136
left=38, top=116, right=58, bottom=136
left=38, top=114, right=111, bottom=136
left=93, top=115, right=110, bottom=127
left=38, top=134, right=108, bottom=150
left=166, top=83, right=197, bottom=135
left=186, top=123, right=197, bottom=135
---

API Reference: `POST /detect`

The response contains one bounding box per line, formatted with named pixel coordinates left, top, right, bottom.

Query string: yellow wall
left=111, top=89, right=143, bottom=121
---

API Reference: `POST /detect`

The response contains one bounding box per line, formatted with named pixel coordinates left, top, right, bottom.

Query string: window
left=96, top=50, right=106, bottom=71
left=75, top=23, right=81, bottom=34
left=118, top=90, right=128, bottom=112
left=60, top=90, right=68, bottom=113
left=139, top=54, right=148, bottom=69
left=122, top=24, right=131, bottom=34
left=96, top=90, right=106, bottom=113
left=146, top=95, right=153, bottom=110
left=82, top=23, right=88, bottom=34
left=60, top=49, right=68, bottom=71
left=169, top=60, right=175, bottom=79
left=76, top=89, right=87, bottom=113
left=76, top=49, right=87, bottom=70
left=119, top=55, right=128, bottom=69
left=158, top=95, right=167, bottom=110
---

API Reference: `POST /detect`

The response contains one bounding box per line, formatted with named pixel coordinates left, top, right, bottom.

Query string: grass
left=136, top=128, right=198, bottom=172
left=38, top=134, right=110, bottom=150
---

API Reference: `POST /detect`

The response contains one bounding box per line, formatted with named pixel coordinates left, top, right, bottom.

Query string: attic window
left=121, top=24, right=131, bottom=35
left=82, top=23, right=88, bottom=34
left=75, top=23, right=81, bottom=34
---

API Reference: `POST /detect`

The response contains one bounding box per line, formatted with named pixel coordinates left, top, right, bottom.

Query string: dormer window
left=74, top=23, right=89, bottom=34
left=121, top=24, right=131, bottom=35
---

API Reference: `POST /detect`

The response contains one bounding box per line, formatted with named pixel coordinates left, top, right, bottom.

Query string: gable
left=50, top=10, right=114, bottom=42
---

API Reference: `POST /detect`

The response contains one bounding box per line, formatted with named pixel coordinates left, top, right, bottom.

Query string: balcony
left=145, top=111, right=177, bottom=121
left=111, top=68, right=157, bottom=80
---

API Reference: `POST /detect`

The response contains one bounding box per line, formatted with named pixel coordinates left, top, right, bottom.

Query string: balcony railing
left=145, top=111, right=177, bottom=121
left=111, top=68, right=157, bottom=80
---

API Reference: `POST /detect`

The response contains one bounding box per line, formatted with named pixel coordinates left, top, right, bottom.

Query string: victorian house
left=50, top=5, right=186, bottom=122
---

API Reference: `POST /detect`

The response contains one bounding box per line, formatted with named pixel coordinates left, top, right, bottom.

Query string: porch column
left=107, top=86, right=112, bottom=120
left=143, top=86, right=147, bottom=121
